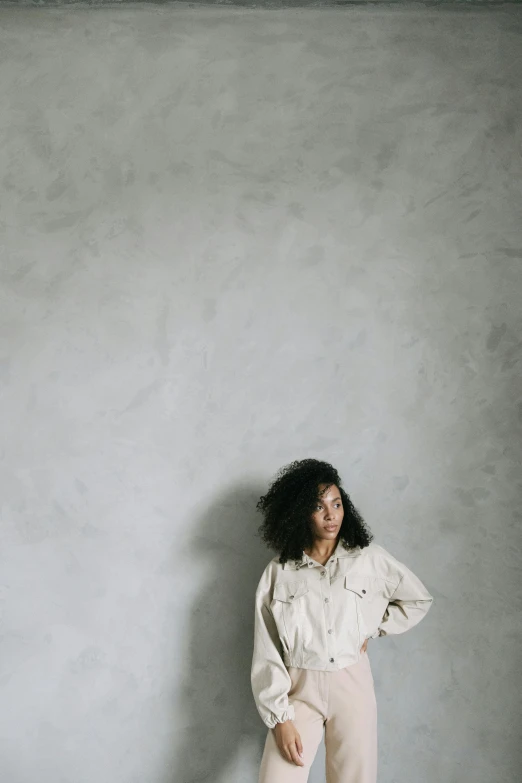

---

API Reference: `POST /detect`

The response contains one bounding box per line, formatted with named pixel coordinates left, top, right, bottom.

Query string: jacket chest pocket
left=270, top=581, right=310, bottom=655
left=344, top=574, right=390, bottom=641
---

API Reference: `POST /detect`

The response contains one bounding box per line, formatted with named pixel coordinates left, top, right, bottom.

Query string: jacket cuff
left=263, top=703, right=295, bottom=729
left=369, top=628, right=381, bottom=639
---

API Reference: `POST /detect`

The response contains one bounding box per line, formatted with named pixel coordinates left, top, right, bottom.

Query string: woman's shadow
left=162, top=480, right=275, bottom=783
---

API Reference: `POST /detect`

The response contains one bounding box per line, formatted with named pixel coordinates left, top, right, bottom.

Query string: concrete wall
left=1, top=4, right=521, bottom=782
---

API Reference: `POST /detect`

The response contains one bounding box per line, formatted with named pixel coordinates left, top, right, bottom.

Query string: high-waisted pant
left=258, top=651, right=377, bottom=783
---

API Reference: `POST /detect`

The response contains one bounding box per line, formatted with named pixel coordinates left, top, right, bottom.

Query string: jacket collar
left=282, top=538, right=362, bottom=570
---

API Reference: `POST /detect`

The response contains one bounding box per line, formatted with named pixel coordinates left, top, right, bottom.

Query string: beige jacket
left=251, top=538, right=433, bottom=729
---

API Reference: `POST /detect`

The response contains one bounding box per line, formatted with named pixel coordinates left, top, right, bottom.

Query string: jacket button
left=328, top=629, right=333, bottom=634
left=324, top=597, right=329, bottom=602
left=321, top=570, right=326, bottom=576
left=289, top=595, right=294, bottom=599
left=329, top=657, right=334, bottom=662
left=362, top=589, right=366, bottom=594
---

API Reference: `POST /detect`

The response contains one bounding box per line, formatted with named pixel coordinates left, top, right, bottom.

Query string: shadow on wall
left=162, top=481, right=272, bottom=783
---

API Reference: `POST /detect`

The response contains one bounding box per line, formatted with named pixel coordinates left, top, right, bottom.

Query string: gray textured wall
left=1, top=4, right=521, bottom=783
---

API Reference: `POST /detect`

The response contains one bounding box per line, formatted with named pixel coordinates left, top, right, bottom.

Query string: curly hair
left=256, top=458, right=373, bottom=565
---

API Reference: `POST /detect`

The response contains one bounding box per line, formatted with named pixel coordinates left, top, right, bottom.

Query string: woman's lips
left=324, top=525, right=337, bottom=531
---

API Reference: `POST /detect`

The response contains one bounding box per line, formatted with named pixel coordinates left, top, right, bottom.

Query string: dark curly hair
left=256, top=458, right=373, bottom=565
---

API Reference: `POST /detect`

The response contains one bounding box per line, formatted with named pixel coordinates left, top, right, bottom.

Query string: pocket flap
left=344, top=575, right=369, bottom=598
left=273, top=581, right=309, bottom=603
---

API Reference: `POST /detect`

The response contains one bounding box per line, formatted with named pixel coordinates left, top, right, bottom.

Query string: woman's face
left=309, top=483, right=344, bottom=542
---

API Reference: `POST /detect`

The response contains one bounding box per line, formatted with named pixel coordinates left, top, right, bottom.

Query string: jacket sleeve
left=372, top=549, right=433, bottom=637
left=250, top=569, right=296, bottom=729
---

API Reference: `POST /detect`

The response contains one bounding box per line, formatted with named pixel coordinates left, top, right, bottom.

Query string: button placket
left=322, top=580, right=336, bottom=665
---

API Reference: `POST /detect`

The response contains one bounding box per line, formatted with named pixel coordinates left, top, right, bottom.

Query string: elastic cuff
left=264, top=703, right=295, bottom=729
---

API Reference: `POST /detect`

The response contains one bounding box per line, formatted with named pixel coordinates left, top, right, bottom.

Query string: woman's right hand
left=273, top=720, right=305, bottom=766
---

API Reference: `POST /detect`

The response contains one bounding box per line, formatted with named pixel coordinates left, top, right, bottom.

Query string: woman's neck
left=304, top=538, right=338, bottom=565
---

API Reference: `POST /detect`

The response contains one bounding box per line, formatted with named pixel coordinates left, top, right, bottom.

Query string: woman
left=251, top=458, right=433, bottom=783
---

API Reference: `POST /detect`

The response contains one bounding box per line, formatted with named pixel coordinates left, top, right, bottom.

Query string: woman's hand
left=360, top=637, right=369, bottom=653
left=273, top=720, right=305, bottom=766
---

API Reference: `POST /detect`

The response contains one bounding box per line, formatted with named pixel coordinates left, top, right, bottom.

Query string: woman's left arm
left=372, top=552, right=434, bottom=637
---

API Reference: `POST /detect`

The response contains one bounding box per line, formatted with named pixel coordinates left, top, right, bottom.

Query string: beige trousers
left=258, top=652, right=378, bottom=783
